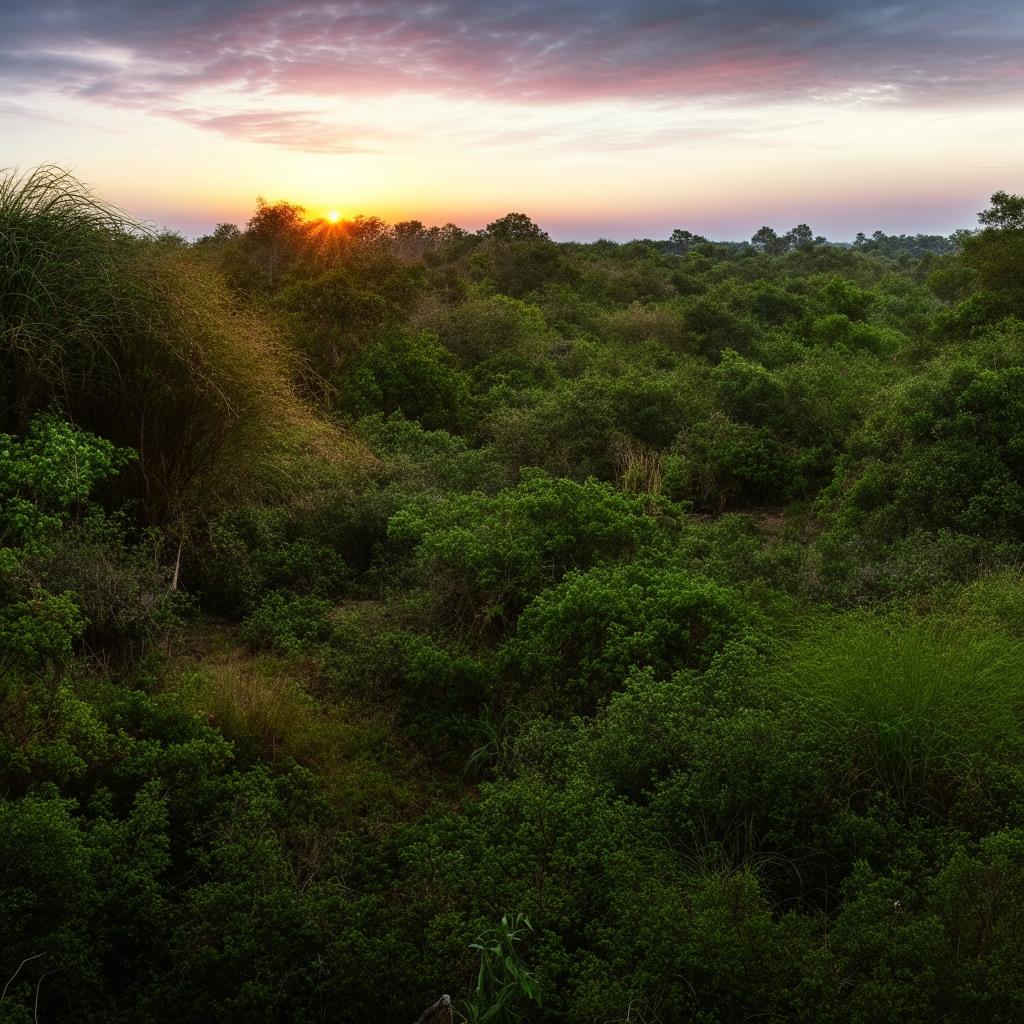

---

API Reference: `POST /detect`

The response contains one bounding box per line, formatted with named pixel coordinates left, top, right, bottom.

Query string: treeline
left=3, top=166, right=1024, bottom=1022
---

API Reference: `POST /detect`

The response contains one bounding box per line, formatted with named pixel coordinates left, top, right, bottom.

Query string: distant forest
left=3, top=167, right=1024, bottom=1023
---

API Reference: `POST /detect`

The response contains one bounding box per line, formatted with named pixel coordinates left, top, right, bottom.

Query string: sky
left=2, top=0, right=1023, bottom=240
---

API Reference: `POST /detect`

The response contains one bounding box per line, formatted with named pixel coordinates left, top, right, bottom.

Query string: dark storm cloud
left=2, top=1, right=1022, bottom=150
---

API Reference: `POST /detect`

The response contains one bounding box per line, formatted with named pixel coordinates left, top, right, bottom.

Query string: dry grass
left=162, top=628, right=423, bottom=824
left=613, top=437, right=665, bottom=495
left=1, top=165, right=373, bottom=525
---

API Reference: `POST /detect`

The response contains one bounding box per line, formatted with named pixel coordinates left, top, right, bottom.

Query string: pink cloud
left=2, top=1, right=1022, bottom=152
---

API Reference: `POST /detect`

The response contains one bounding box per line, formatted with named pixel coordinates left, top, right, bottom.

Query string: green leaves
left=0, top=591, right=84, bottom=675
left=388, top=473, right=672, bottom=635
left=0, top=415, right=132, bottom=548
left=978, top=190, right=1024, bottom=232
left=460, top=913, right=541, bottom=1024
left=506, top=563, right=756, bottom=714
left=829, top=363, right=1024, bottom=540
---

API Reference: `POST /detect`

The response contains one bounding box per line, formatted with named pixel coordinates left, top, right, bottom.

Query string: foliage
left=6, top=172, right=1024, bottom=1022
left=0, top=416, right=178, bottom=668
left=783, top=613, right=1024, bottom=818
left=460, top=914, right=541, bottom=1024
left=506, top=563, right=757, bottom=713
left=341, top=329, right=473, bottom=431
left=828, top=361, right=1024, bottom=540
left=387, top=473, right=673, bottom=635
left=0, top=414, right=131, bottom=544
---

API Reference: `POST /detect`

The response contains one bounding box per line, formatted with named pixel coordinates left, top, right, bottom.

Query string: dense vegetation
left=3, top=166, right=1024, bottom=1022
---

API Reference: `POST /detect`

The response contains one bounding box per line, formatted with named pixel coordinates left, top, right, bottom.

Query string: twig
left=171, top=533, right=183, bottom=590
left=35, top=968, right=60, bottom=1023
left=2, top=953, right=46, bottom=1001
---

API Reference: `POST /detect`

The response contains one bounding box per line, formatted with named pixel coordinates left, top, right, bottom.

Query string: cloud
left=2, top=0, right=1022, bottom=152
left=173, top=108, right=377, bottom=152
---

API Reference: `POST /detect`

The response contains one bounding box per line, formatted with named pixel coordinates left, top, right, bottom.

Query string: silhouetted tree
left=244, top=197, right=306, bottom=288
left=484, top=212, right=549, bottom=242
left=978, top=190, right=1024, bottom=231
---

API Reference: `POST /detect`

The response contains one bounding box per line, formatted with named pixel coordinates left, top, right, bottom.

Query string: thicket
left=3, top=169, right=1024, bottom=1022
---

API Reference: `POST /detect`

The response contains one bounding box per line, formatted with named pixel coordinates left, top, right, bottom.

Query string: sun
left=326, top=210, right=340, bottom=224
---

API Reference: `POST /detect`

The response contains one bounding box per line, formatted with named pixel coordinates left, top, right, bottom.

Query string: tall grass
left=171, top=642, right=417, bottom=820
left=613, top=437, right=665, bottom=496
left=0, top=166, right=368, bottom=525
left=1, top=166, right=148, bottom=422
left=783, top=612, right=1024, bottom=812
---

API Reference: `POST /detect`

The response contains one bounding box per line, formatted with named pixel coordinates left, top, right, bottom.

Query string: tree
left=391, top=220, right=430, bottom=262
left=211, top=222, right=241, bottom=241
left=475, top=214, right=565, bottom=297
left=978, top=190, right=1024, bottom=231
left=785, top=223, right=814, bottom=249
left=959, top=190, right=1024, bottom=305
left=670, top=228, right=707, bottom=255
left=484, top=212, right=549, bottom=243
left=750, top=226, right=786, bottom=255
left=244, top=197, right=307, bottom=288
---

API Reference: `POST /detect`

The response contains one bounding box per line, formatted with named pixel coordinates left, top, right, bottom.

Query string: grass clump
left=784, top=612, right=1024, bottom=814
left=167, top=633, right=421, bottom=822
left=0, top=166, right=368, bottom=526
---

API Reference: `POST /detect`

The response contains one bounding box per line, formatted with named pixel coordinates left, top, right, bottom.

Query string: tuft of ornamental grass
left=782, top=611, right=1024, bottom=814
left=0, top=165, right=370, bottom=525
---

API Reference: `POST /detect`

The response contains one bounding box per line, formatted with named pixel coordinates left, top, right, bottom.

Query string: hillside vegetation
left=3, top=168, right=1024, bottom=1022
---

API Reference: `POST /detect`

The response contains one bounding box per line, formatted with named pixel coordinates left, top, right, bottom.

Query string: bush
left=27, top=514, right=182, bottom=659
left=0, top=414, right=131, bottom=547
left=196, top=502, right=352, bottom=616
left=429, top=293, right=554, bottom=366
left=506, top=563, right=758, bottom=713
left=341, top=330, right=473, bottom=432
left=387, top=473, right=673, bottom=635
left=0, top=415, right=179, bottom=665
left=829, top=363, right=1024, bottom=540
left=668, top=413, right=795, bottom=509
left=242, top=592, right=334, bottom=656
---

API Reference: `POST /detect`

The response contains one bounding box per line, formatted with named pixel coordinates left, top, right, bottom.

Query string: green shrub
left=274, top=249, right=422, bottom=363
left=0, top=414, right=131, bottom=547
left=0, top=415, right=179, bottom=664
left=430, top=293, right=554, bottom=366
left=26, top=514, right=183, bottom=659
left=242, top=592, right=334, bottom=656
left=829, top=834, right=1024, bottom=1022
left=387, top=473, right=673, bottom=635
left=197, top=503, right=352, bottom=615
left=342, top=330, right=473, bottom=431
left=680, top=291, right=758, bottom=357
left=829, top=363, right=1024, bottom=540
left=668, top=413, right=794, bottom=509
left=357, top=413, right=506, bottom=495
left=506, top=564, right=757, bottom=713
